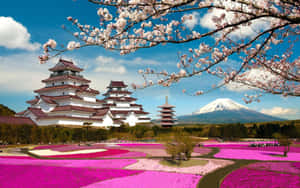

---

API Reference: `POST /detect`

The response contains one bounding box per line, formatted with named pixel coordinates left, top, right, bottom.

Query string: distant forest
left=0, top=121, right=299, bottom=145
left=0, top=104, right=15, bottom=116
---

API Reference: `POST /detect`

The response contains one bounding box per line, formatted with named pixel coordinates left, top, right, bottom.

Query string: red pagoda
left=158, top=96, right=176, bottom=127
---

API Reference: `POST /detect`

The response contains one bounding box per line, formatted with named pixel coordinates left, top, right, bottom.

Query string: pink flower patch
left=83, top=170, right=202, bottom=188
left=0, top=164, right=143, bottom=188
left=220, top=167, right=300, bottom=188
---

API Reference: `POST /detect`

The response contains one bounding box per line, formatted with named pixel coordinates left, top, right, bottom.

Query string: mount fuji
left=178, top=98, right=284, bottom=124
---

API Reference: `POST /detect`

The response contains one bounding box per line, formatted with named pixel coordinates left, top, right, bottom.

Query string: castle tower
left=16, top=59, right=151, bottom=127
left=102, top=81, right=151, bottom=126
left=158, top=96, right=176, bottom=127
left=16, top=59, right=115, bottom=127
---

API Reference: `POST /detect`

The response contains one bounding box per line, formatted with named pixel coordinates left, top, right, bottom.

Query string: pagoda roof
left=52, top=105, right=97, bottom=113
left=49, top=59, right=83, bottom=72
left=107, top=81, right=128, bottom=88
left=0, top=116, right=36, bottom=126
left=105, top=97, right=137, bottom=102
left=158, top=109, right=175, bottom=112
left=42, top=75, right=91, bottom=83
left=159, top=118, right=177, bottom=121
left=158, top=104, right=175, bottom=108
left=103, top=90, right=132, bottom=95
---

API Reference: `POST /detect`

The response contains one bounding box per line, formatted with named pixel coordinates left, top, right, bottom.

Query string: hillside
left=0, top=104, right=16, bottom=116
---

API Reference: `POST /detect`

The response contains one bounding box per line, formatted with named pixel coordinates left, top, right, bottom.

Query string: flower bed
left=204, top=144, right=300, bottom=153
left=215, top=149, right=300, bottom=161
left=220, top=167, right=300, bottom=188
left=0, top=158, right=138, bottom=169
left=29, top=148, right=130, bottom=159
left=0, top=164, right=143, bottom=188
left=247, top=162, right=300, bottom=174
left=117, top=143, right=165, bottom=149
left=101, top=151, right=147, bottom=158
left=125, top=158, right=234, bottom=175
left=83, top=170, right=202, bottom=188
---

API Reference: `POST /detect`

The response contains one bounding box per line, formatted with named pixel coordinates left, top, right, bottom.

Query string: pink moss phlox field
left=0, top=164, right=143, bottom=188
left=292, top=162, right=300, bottom=170
left=101, top=151, right=147, bottom=158
left=0, top=156, right=36, bottom=159
left=247, top=162, right=300, bottom=174
left=83, top=170, right=202, bottom=188
left=220, top=168, right=300, bottom=188
left=117, top=143, right=165, bottom=149
left=204, top=144, right=300, bottom=153
left=0, top=158, right=138, bottom=169
left=44, top=149, right=129, bottom=158
left=215, top=149, right=300, bottom=161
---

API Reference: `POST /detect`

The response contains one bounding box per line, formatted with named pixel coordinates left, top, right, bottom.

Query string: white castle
left=16, top=59, right=151, bottom=127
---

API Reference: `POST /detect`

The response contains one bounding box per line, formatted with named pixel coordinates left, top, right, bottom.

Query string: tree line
left=0, top=121, right=299, bottom=145
left=0, top=124, right=108, bottom=145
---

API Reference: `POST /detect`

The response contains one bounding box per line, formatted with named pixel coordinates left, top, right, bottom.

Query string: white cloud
left=0, top=17, right=40, bottom=51
left=0, top=53, right=53, bottom=93
left=261, top=107, right=298, bottom=116
left=200, top=7, right=269, bottom=38
left=0, top=53, right=144, bottom=94
left=225, top=68, right=278, bottom=92
left=94, top=65, right=127, bottom=74
left=94, top=55, right=127, bottom=74
left=183, top=12, right=199, bottom=30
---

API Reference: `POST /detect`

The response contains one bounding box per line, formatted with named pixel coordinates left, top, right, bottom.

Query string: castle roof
left=52, top=105, right=97, bottom=113
left=105, top=97, right=137, bottom=102
left=103, top=90, right=132, bottom=95
left=107, top=81, right=128, bottom=88
left=0, top=116, right=36, bottom=126
left=42, top=75, right=91, bottom=83
left=111, top=110, right=149, bottom=115
left=34, top=85, right=100, bottom=95
left=49, top=59, right=83, bottom=72
left=38, top=115, right=103, bottom=122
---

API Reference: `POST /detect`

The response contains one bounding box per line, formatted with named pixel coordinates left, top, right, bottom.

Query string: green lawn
left=159, top=159, right=208, bottom=167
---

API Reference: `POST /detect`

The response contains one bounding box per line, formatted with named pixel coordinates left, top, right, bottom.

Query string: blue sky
left=0, top=0, right=299, bottom=120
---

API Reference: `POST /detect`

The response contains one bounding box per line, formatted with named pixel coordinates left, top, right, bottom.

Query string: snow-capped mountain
left=193, top=98, right=248, bottom=114
left=178, top=98, right=284, bottom=124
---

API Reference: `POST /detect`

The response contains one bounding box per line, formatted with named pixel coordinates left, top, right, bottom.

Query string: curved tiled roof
left=42, top=75, right=91, bottom=83
left=49, top=59, right=83, bottom=72
left=52, top=105, right=97, bottom=113
left=107, top=81, right=128, bottom=88
left=104, top=97, right=137, bottom=102
left=34, top=85, right=100, bottom=95
left=0, top=116, right=36, bottom=126
left=38, top=115, right=102, bottom=121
